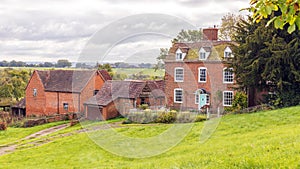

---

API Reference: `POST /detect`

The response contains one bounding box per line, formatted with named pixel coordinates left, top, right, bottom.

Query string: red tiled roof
left=84, top=80, right=165, bottom=106
left=36, top=70, right=111, bottom=93
left=99, top=70, right=112, bottom=81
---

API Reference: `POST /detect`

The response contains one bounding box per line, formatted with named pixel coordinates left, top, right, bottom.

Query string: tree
left=231, top=17, right=300, bottom=107
left=0, top=69, right=30, bottom=101
left=97, top=63, right=112, bottom=72
left=175, top=29, right=203, bottom=42
left=250, top=0, right=300, bottom=33
left=56, top=59, right=72, bottom=68
left=154, top=48, right=168, bottom=71
left=219, top=13, right=244, bottom=41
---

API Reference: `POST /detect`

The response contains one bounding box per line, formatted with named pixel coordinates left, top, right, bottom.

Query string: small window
left=176, top=53, right=183, bottom=60
left=198, top=67, right=207, bottom=83
left=63, top=103, right=69, bottom=111
left=223, top=91, right=233, bottom=106
left=174, top=88, right=183, bottom=103
left=93, top=90, right=99, bottom=96
left=224, top=47, right=233, bottom=58
left=174, top=68, right=184, bottom=82
left=199, top=52, right=206, bottom=60
left=33, top=88, right=37, bottom=97
left=223, top=68, right=234, bottom=83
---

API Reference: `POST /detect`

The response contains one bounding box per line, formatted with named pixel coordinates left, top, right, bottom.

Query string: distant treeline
left=0, top=60, right=155, bottom=69
left=0, top=60, right=72, bottom=68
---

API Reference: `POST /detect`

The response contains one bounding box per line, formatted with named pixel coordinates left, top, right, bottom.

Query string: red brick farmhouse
left=25, top=70, right=111, bottom=116
left=164, top=28, right=237, bottom=112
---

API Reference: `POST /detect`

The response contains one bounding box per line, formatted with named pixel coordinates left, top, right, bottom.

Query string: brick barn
left=164, top=28, right=237, bottom=112
left=84, top=80, right=165, bottom=120
left=25, top=69, right=111, bottom=116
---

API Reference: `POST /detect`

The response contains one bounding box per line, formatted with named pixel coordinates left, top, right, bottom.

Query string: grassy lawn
left=0, top=106, right=300, bottom=168
left=0, top=121, right=68, bottom=146
left=113, top=68, right=165, bottom=77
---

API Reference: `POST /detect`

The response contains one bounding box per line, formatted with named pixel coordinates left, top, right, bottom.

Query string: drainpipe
left=78, top=93, right=81, bottom=112
left=57, top=92, right=59, bottom=114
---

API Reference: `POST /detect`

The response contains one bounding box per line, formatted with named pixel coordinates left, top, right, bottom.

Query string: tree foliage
left=174, top=29, right=203, bottom=42
left=231, top=17, right=300, bottom=107
left=219, top=13, right=245, bottom=41
left=0, top=69, right=30, bottom=101
left=154, top=48, right=168, bottom=71
left=56, top=59, right=72, bottom=68
left=250, top=0, right=300, bottom=33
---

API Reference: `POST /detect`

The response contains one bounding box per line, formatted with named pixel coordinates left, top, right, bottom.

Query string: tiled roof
left=99, top=70, right=112, bottom=81
left=165, top=41, right=235, bottom=61
left=36, top=70, right=111, bottom=93
left=84, top=80, right=165, bottom=106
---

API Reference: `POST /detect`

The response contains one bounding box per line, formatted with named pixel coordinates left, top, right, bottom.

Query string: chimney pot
left=203, top=28, right=218, bottom=41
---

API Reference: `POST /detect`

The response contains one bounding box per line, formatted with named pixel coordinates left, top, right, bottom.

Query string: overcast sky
left=0, top=0, right=249, bottom=64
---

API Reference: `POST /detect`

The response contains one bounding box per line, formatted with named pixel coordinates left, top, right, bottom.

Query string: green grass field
left=113, top=68, right=165, bottom=77
left=0, top=106, right=300, bottom=168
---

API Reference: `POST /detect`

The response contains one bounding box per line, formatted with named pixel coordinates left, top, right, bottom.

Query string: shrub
left=127, top=111, right=156, bottom=124
left=0, top=122, right=7, bottom=131
left=155, top=111, right=177, bottom=123
left=194, top=115, right=207, bottom=122
left=139, top=104, right=149, bottom=110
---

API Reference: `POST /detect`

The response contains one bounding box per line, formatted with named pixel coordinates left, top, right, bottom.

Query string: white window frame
left=175, top=49, right=184, bottom=61
left=198, top=67, right=207, bottom=83
left=224, top=47, right=233, bottom=58
left=199, top=52, right=206, bottom=60
left=223, top=91, right=234, bottom=106
left=176, top=53, right=183, bottom=60
left=223, top=68, right=234, bottom=84
left=174, top=67, right=184, bottom=82
left=174, top=88, right=183, bottom=103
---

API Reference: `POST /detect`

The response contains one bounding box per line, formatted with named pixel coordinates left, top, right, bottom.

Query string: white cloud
left=0, top=0, right=249, bottom=63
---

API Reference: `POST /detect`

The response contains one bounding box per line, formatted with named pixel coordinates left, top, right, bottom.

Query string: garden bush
left=194, top=115, right=207, bottom=122
left=155, top=111, right=177, bottom=123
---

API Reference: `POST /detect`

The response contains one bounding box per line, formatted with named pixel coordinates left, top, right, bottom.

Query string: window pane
left=175, top=89, right=183, bottom=103
left=223, top=91, right=233, bottom=106
left=224, top=68, right=233, bottom=83
left=175, top=68, right=184, bottom=82
left=199, top=68, right=206, bottom=82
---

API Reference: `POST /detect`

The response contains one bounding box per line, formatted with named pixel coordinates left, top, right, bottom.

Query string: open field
left=112, top=68, right=165, bottom=77
left=0, top=106, right=299, bottom=168
left=0, top=67, right=165, bottom=77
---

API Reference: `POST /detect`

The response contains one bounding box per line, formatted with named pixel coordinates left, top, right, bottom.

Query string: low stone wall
left=23, top=113, right=82, bottom=128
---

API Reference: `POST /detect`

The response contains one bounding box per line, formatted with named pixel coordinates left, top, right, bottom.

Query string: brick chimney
left=203, top=27, right=218, bottom=41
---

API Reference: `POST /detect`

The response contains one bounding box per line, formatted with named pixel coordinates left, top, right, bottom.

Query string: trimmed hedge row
left=124, top=110, right=207, bottom=124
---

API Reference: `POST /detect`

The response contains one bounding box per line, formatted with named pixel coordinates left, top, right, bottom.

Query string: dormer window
left=224, top=46, right=233, bottom=58
left=199, top=47, right=210, bottom=60
left=176, top=53, right=183, bottom=60
left=200, top=52, right=206, bottom=60
left=175, top=48, right=185, bottom=61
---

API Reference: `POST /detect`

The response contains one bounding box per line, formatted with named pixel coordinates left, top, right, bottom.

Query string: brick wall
left=26, top=71, right=47, bottom=116
left=165, top=61, right=234, bottom=111
left=80, top=72, right=105, bottom=112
